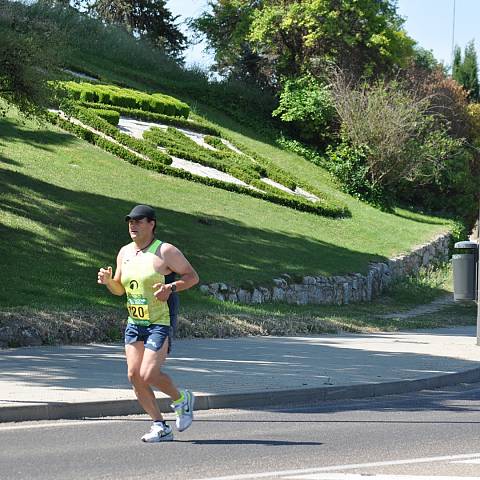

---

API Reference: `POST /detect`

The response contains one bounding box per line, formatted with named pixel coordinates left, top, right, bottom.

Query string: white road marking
left=285, top=474, right=480, bottom=480
left=0, top=419, right=124, bottom=431
left=450, top=458, right=480, bottom=464
left=191, top=453, right=480, bottom=480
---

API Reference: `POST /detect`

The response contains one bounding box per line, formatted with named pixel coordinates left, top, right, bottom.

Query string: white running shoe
left=171, top=389, right=195, bottom=432
left=141, top=422, right=173, bottom=443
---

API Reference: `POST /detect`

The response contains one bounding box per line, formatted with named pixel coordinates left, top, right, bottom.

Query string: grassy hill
left=0, top=100, right=451, bottom=309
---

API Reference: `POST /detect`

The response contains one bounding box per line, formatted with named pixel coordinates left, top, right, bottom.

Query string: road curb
left=3, top=366, right=480, bottom=423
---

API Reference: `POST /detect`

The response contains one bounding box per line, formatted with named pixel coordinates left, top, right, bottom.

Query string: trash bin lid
left=454, top=241, right=478, bottom=249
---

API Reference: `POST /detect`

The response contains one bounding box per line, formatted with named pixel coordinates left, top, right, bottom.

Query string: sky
left=166, top=0, right=480, bottom=71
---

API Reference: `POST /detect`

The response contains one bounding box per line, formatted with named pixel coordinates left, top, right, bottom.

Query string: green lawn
left=0, top=102, right=453, bottom=313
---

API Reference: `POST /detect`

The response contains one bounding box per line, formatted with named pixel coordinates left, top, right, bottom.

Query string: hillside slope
left=0, top=94, right=452, bottom=312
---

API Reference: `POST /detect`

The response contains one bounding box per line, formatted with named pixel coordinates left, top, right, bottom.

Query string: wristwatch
left=170, top=283, right=177, bottom=293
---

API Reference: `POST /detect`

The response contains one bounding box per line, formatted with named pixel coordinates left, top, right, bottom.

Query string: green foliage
left=61, top=81, right=190, bottom=117
left=80, top=101, right=221, bottom=135
left=273, top=75, right=336, bottom=145
left=203, top=135, right=229, bottom=151
left=50, top=106, right=348, bottom=217
left=332, top=75, right=462, bottom=188
left=64, top=104, right=172, bottom=165
left=143, top=126, right=283, bottom=188
left=3, top=1, right=275, bottom=133
left=85, top=0, right=187, bottom=61
left=189, top=1, right=261, bottom=83
left=325, top=142, right=388, bottom=207
left=467, top=102, right=480, bottom=144
left=411, top=46, right=439, bottom=72
left=193, top=0, right=415, bottom=88
left=452, top=40, right=479, bottom=101
left=276, top=136, right=327, bottom=168
left=0, top=0, right=67, bottom=115
left=90, top=108, right=120, bottom=126
left=397, top=145, right=479, bottom=224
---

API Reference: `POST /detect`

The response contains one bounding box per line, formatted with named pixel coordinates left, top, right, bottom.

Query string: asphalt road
left=2, top=384, right=480, bottom=480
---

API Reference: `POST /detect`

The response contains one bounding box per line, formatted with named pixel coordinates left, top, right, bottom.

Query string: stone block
left=227, top=293, right=238, bottom=303
left=272, top=287, right=286, bottom=302
left=259, top=287, right=271, bottom=302
left=251, top=288, right=263, bottom=304
left=237, top=289, right=251, bottom=303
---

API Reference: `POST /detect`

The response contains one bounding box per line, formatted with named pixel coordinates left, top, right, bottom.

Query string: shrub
left=467, top=103, right=480, bottom=144
left=328, top=70, right=474, bottom=216
left=59, top=81, right=190, bottom=118
left=273, top=74, right=337, bottom=146
left=80, top=88, right=98, bottom=102
left=49, top=111, right=347, bottom=217
left=401, top=65, right=470, bottom=139
left=90, top=108, right=120, bottom=126
left=325, top=142, right=388, bottom=206
left=204, top=135, right=229, bottom=151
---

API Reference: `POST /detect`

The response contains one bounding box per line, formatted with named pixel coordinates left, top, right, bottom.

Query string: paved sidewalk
left=1, top=326, right=480, bottom=422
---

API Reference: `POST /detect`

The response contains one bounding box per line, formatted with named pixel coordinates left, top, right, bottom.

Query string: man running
left=97, top=204, right=199, bottom=442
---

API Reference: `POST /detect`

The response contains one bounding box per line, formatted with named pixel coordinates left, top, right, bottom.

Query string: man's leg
left=125, top=341, right=165, bottom=421
left=139, top=338, right=181, bottom=401
left=140, top=339, right=195, bottom=432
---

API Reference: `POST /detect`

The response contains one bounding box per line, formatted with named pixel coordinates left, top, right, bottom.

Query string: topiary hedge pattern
left=61, top=81, right=190, bottom=118
left=48, top=108, right=349, bottom=218
left=80, top=101, right=220, bottom=136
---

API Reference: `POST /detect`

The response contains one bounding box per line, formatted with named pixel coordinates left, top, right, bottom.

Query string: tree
left=452, top=40, right=479, bottom=102
left=462, top=40, right=479, bottom=101
left=190, top=1, right=265, bottom=84
left=452, top=45, right=462, bottom=79
left=192, top=0, right=415, bottom=88
left=0, top=0, right=65, bottom=115
left=86, top=0, right=187, bottom=60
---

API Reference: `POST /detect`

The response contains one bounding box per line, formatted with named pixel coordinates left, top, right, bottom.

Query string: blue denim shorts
left=124, top=323, right=172, bottom=353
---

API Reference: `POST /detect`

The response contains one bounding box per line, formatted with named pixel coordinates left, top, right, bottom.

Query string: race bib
left=127, top=297, right=150, bottom=321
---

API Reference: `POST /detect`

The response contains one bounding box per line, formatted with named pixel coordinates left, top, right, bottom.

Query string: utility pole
left=450, top=0, right=456, bottom=71
left=477, top=198, right=480, bottom=345
left=451, top=0, right=456, bottom=71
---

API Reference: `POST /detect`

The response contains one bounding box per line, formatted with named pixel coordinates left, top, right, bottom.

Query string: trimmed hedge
left=48, top=111, right=348, bottom=218
left=60, top=81, right=190, bottom=118
left=90, top=108, right=120, bottom=126
left=143, top=127, right=264, bottom=184
left=79, top=101, right=221, bottom=136
left=220, top=133, right=349, bottom=212
left=203, top=135, right=230, bottom=151
left=64, top=104, right=172, bottom=165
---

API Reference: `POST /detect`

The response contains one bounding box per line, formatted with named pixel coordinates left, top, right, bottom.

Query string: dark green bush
left=91, top=108, right=120, bottom=126
left=60, top=81, right=190, bottom=118
left=325, top=141, right=388, bottom=207
left=273, top=74, right=336, bottom=146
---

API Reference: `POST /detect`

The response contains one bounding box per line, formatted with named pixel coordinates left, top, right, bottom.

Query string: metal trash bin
left=453, top=241, right=478, bottom=302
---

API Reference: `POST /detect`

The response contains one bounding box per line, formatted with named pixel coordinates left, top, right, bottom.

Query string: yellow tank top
left=121, top=239, right=170, bottom=326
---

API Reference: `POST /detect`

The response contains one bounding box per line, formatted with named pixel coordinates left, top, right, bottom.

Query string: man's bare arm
left=97, top=248, right=126, bottom=296
left=152, top=243, right=199, bottom=301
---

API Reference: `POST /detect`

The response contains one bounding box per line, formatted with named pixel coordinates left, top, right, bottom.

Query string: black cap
left=125, top=205, right=156, bottom=221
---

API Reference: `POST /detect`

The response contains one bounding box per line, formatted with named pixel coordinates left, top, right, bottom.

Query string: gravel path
left=379, top=294, right=455, bottom=319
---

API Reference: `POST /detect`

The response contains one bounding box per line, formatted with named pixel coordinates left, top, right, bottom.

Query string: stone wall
left=199, top=233, right=452, bottom=306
